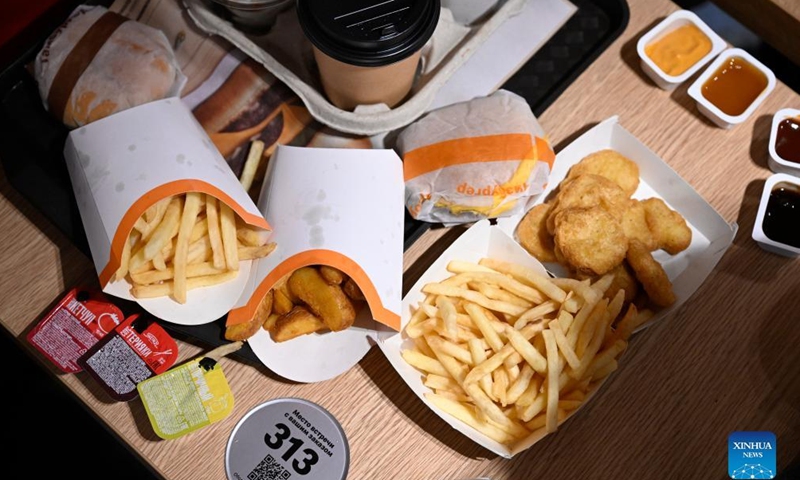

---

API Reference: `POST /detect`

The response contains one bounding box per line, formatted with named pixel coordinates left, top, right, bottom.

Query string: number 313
left=264, top=423, right=319, bottom=475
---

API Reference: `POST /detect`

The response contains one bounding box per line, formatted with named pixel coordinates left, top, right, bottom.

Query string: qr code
left=248, top=454, right=291, bottom=480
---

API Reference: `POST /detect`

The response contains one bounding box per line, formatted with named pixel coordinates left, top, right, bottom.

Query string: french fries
left=205, top=195, right=226, bottom=269
left=115, top=192, right=276, bottom=304
left=239, top=140, right=265, bottom=193
left=406, top=258, right=636, bottom=448
left=219, top=203, right=239, bottom=271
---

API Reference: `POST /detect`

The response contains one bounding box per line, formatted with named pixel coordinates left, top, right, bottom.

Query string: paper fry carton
left=227, top=145, right=404, bottom=383
left=378, top=220, right=617, bottom=457
left=64, top=98, right=270, bottom=325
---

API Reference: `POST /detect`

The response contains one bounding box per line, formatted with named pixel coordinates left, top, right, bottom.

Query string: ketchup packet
left=77, top=313, right=178, bottom=401
left=27, top=288, right=124, bottom=373
left=138, top=355, right=234, bottom=440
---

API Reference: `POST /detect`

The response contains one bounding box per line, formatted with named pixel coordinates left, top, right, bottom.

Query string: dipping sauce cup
left=688, top=48, right=776, bottom=128
left=297, top=0, right=440, bottom=111
left=637, top=10, right=725, bottom=90
left=768, top=108, right=800, bottom=175
left=752, top=173, right=800, bottom=257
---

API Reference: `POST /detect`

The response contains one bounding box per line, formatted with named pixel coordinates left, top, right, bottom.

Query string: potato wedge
left=272, top=287, right=294, bottom=315
left=275, top=274, right=299, bottom=304
left=263, top=313, right=279, bottom=332
left=224, top=290, right=274, bottom=341
left=288, top=267, right=356, bottom=331
left=271, top=305, right=326, bottom=342
left=343, top=278, right=366, bottom=301
left=319, top=265, right=345, bottom=285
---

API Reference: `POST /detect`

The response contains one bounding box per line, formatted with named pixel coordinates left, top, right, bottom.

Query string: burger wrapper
left=227, top=145, right=404, bottom=383
left=35, top=4, right=186, bottom=128
left=397, top=90, right=554, bottom=225
left=64, top=98, right=270, bottom=325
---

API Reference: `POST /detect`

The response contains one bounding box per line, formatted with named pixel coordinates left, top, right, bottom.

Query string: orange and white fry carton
left=227, top=145, right=404, bottom=383
left=63, top=98, right=270, bottom=325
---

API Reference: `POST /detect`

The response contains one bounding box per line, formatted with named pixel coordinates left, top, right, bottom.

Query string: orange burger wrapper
left=398, top=90, right=555, bottom=225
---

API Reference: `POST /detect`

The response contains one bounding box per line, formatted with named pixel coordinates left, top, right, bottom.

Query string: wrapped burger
left=397, top=90, right=554, bottom=224
left=34, top=4, right=185, bottom=128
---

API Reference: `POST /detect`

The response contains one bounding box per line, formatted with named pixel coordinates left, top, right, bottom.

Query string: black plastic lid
left=297, top=0, right=440, bottom=67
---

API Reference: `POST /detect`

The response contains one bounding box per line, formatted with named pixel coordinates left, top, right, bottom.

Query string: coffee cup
left=297, top=0, right=440, bottom=111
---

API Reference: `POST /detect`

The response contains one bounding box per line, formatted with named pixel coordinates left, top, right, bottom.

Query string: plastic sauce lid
left=297, top=0, right=440, bottom=67
left=226, top=398, right=350, bottom=480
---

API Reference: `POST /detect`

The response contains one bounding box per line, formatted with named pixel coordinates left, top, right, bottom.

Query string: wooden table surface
left=711, top=0, right=800, bottom=67
left=3, top=0, right=800, bottom=478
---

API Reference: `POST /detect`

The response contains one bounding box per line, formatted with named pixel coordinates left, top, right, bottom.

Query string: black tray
left=0, top=0, right=628, bottom=364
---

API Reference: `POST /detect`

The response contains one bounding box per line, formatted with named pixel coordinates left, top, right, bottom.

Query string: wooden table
left=3, top=0, right=800, bottom=478
left=712, top=0, right=800, bottom=67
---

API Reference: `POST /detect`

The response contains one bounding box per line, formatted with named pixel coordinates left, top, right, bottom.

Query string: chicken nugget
left=553, top=206, right=628, bottom=276
left=288, top=267, right=356, bottom=331
left=567, top=149, right=640, bottom=196
left=621, top=199, right=657, bottom=250
left=642, top=198, right=692, bottom=254
left=547, top=174, right=629, bottom=234
left=626, top=239, right=676, bottom=308
left=605, top=262, right=639, bottom=303
left=554, top=242, right=568, bottom=265
left=576, top=261, right=639, bottom=303
left=516, top=203, right=557, bottom=262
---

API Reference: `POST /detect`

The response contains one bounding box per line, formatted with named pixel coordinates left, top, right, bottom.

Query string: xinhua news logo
left=728, top=431, right=776, bottom=479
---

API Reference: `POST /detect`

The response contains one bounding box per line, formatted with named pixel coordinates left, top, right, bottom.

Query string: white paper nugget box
left=64, top=98, right=270, bottom=325
left=499, top=116, right=738, bottom=333
left=227, top=145, right=405, bottom=383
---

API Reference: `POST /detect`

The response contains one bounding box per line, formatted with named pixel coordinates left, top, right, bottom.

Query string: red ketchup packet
left=77, top=313, right=178, bottom=401
left=27, top=288, right=124, bottom=373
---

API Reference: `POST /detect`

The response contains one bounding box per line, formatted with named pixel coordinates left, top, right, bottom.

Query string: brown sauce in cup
left=763, top=182, right=800, bottom=248
left=775, top=116, right=800, bottom=164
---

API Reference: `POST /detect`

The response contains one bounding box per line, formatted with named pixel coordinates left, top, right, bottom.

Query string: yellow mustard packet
left=138, top=343, right=240, bottom=440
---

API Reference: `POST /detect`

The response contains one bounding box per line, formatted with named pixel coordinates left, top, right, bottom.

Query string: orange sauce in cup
left=645, top=23, right=712, bottom=76
left=701, top=56, right=768, bottom=116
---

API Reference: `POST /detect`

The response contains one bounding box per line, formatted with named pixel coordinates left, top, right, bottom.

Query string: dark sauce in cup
left=775, top=116, right=800, bottom=164
left=763, top=181, right=800, bottom=248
